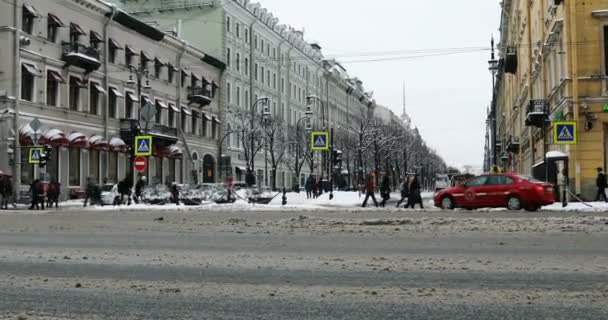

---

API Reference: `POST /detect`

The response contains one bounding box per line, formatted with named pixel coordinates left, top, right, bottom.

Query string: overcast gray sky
left=259, top=0, right=501, bottom=168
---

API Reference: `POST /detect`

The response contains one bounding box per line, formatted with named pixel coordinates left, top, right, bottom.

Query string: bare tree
left=226, top=107, right=265, bottom=186
left=264, top=118, right=288, bottom=190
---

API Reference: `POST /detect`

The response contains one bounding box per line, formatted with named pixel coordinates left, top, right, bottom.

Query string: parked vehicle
left=100, top=184, right=121, bottom=206
left=434, top=173, right=555, bottom=211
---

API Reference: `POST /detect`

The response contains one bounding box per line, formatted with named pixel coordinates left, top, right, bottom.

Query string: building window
left=109, top=87, right=120, bottom=119
left=168, top=103, right=176, bottom=128
left=245, top=58, right=249, bottom=75
left=89, top=82, right=103, bottom=115
left=47, top=13, right=64, bottom=43
left=273, top=73, right=277, bottom=90
left=168, top=64, right=176, bottom=84
left=226, top=16, right=231, bottom=33
left=236, top=52, right=240, bottom=72
left=70, top=23, right=86, bottom=44
left=22, top=5, right=37, bottom=35
left=245, top=89, right=249, bottom=107
left=69, top=148, right=81, bottom=186
left=154, top=57, right=166, bottom=79
left=89, top=31, right=103, bottom=49
left=226, top=82, right=232, bottom=104
left=191, top=112, right=198, bottom=135
left=261, top=67, right=265, bottom=84
left=266, top=43, right=270, bottom=56
left=266, top=70, right=270, bottom=87
left=108, top=39, right=121, bottom=64
left=226, top=47, right=231, bottom=68
left=191, top=74, right=199, bottom=89
left=202, top=116, right=207, bottom=137
left=21, top=63, right=37, bottom=102
left=254, top=35, right=258, bottom=49
left=212, top=120, right=217, bottom=139
left=46, top=70, right=63, bottom=107
left=245, top=28, right=249, bottom=43
left=261, top=39, right=265, bottom=52
left=181, top=108, right=188, bottom=132
left=236, top=86, right=241, bottom=107
left=254, top=63, right=258, bottom=81
left=155, top=99, right=164, bottom=124
left=181, top=69, right=189, bottom=88
left=125, top=91, right=136, bottom=119
left=125, top=46, right=137, bottom=66
left=281, top=78, right=285, bottom=93
left=236, top=23, right=240, bottom=38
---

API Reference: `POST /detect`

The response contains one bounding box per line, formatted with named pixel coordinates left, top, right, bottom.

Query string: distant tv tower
left=401, top=82, right=411, bottom=129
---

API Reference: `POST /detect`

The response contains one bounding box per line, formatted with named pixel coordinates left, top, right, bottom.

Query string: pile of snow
left=543, top=201, right=608, bottom=212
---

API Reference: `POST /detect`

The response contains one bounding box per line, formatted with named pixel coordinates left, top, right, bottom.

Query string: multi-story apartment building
left=494, top=0, right=608, bottom=198
left=0, top=0, right=223, bottom=199
left=118, top=0, right=374, bottom=189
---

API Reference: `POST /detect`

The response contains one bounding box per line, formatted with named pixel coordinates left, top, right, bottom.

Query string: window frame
left=45, top=68, right=63, bottom=107
left=20, top=62, right=37, bottom=102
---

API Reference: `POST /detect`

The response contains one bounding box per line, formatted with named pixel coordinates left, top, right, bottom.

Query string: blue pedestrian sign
left=28, top=147, right=44, bottom=164
left=311, top=132, right=329, bottom=151
left=134, top=135, right=153, bottom=156
left=553, top=121, right=577, bottom=145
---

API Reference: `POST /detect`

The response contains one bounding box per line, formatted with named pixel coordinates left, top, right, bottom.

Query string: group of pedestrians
left=361, top=171, right=424, bottom=208
left=304, top=175, right=322, bottom=199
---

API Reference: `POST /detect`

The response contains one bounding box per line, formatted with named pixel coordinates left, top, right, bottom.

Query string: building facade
left=0, top=0, right=223, bottom=199
left=495, top=0, right=608, bottom=198
left=118, top=0, right=375, bottom=189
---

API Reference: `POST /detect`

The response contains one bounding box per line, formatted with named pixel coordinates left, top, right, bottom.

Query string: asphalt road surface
left=0, top=208, right=607, bottom=319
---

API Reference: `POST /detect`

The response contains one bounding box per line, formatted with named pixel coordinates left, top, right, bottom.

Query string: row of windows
left=20, top=62, right=219, bottom=137
left=21, top=5, right=216, bottom=91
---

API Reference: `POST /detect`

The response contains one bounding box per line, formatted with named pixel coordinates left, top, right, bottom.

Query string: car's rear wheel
left=440, top=196, right=454, bottom=210
left=506, top=196, right=522, bottom=211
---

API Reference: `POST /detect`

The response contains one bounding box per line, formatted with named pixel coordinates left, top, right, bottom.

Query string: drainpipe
left=277, top=39, right=287, bottom=123
left=12, top=0, right=22, bottom=200
left=103, top=4, right=118, bottom=179
left=175, top=39, right=192, bottom=183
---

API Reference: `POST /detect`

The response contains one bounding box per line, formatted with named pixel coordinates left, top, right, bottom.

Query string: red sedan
left=433, top=174, right=555, bottom=211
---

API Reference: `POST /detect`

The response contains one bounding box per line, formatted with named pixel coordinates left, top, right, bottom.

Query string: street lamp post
left=306, top=95, right=334, bottom=200
left=488, top=36, right=499, bottom=168
left=248, top=97, right=270, bottom=187
left=126, top=63, right=151, bottom=186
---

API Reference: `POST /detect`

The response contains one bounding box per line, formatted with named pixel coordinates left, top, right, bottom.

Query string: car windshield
left=100, top=185, right=114, bottom=192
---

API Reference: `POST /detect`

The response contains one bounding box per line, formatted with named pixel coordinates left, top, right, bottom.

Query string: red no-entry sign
left=134, top=156, right=147, bottom=172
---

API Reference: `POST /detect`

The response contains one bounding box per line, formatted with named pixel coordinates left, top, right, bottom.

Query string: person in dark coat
left=361, top=171, right=378, bottom=208
left=596, top=168, right=608, bottom=202
left=171, top=182, right=180, bottom=205
left=379, top=172, right=391, bottom=207
left=305, top=175, right=313, bottom=199
left=0, top=175, right=13, bottom=209
left=406, top=175, right=423, bottom=209
left=134, top=176, right=146, bottom=204
left=47, top=180, right=61, bottom=209
left=29, top=179, right=41, bottom=210
left=83, top=177, right=101, bottom=207
left=396, top=176, right=410, bottom=208
left=116, top=178, right=132, bottom=206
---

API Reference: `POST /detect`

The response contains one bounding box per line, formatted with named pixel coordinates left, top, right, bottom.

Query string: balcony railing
left=62, top=42, right=101, bottom=72
left=119, top=119, right=178, bottom=143
left=506, top=135, right=521, bottom=153
left=187, top=86, right=212, bottom=107
left=525, top=99, right=548, bottom=127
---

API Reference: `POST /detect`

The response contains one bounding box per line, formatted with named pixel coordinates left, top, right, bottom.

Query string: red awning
left=39, top=129, right=69, bottom=147
left=89, top=135, right=109, bottom=151
left=109, top=137, right=127, bottom=153
left=67, top=132, right=88, bottom=148
left=19, top=124, right=36, bottom=146
left=167, top=145, right=183, bottom=159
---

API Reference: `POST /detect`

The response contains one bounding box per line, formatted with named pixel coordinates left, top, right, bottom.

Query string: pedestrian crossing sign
left=134, top=135, right=153, bottom=156
left=28, top=147, right=44, bottom=164
left=553, top=121, right=577, bottom=145
left=311, top=132, right=329, bottom=151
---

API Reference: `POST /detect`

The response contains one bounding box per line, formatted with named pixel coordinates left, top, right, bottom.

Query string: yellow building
left=495, top=0, right=608, bottom=199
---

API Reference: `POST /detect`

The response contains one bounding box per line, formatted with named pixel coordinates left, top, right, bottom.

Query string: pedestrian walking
left=361, top=171, right=378, bottom=208
left=0, top=174, right=13, bottom=209
left=29, top=179, right=42, bottom=210
left=116, top=178, right=132, bottom=206
left=47, top=180, right=61, bottom=209
left=379, top=172, right=391, bottom=207
left=406, top=175, right=424, bottom=209
left=171, top=182, right=180, bottom=205
left=83, top=177, right=101, bottom=207
left=596, top=168, right=608, bottom=202
left=396, top=176, right=410, bottom=208
left=134, top=176, right=146, bottom=204
left=305, top=175, right=313, bottom=199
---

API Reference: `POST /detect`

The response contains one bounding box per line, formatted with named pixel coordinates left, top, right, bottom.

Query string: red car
left=433, top=173, right=555, bottom=211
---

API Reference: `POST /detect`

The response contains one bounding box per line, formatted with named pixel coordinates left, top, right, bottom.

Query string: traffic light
left=333, top=150, right=343, bottom=169
left=39, top=146, right=52, bottom=168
